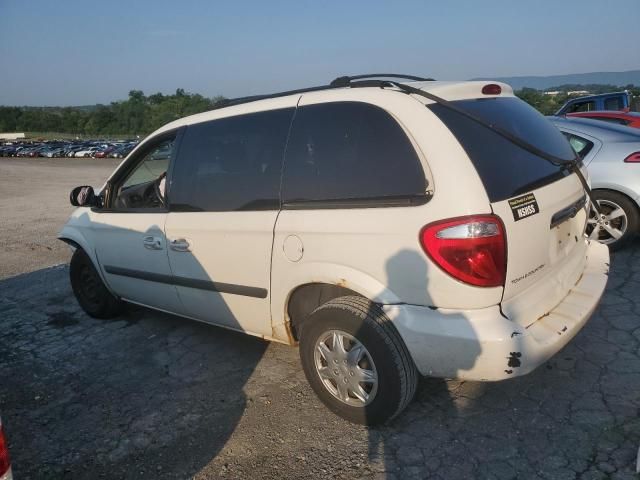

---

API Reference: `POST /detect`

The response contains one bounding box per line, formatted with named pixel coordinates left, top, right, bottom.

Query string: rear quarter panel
left=271, top=89, right=504, bottom=333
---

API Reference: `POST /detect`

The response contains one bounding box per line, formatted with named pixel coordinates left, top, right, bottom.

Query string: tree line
left=0, top=89, right=225, bottom=137
left=0, top=84, right=638, bottom=137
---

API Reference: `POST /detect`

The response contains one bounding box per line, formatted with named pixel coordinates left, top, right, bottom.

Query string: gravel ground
left=0, top=156, right=119, bottom=279
left=0, top=157, right=639, bottom=479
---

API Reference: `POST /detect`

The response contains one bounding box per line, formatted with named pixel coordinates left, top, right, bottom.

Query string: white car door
left=90, top=132, right=182, bottom=313
left=164, top=102, right=297, bottom=338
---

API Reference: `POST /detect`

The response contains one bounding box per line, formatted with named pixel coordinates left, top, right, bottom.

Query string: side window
left=282, top=102, right=426, bottom=205
left=171, top=108, right=294, bottom=211
left=562, top=132, right=594, bottom=160
left=568, top=101, right=596, bottom=113
left=112, top=136, right=175, bottom=209
left=604, top=97, right=623, bottom=111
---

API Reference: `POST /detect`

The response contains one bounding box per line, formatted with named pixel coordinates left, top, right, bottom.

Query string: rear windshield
left=430, top=97, right=576, bottom=202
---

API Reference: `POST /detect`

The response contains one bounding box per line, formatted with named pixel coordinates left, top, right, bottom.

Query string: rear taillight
left=624, top=152, right=640, bottom=163
left=0, top=421, right=10, bottom=478
left=420, top=215, right=507, bottom=287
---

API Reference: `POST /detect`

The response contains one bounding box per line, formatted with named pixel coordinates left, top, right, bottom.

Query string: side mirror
left=70, top=185, right=97, bottom=207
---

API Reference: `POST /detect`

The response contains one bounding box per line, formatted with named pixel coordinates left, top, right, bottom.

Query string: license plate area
left=550, top=208, right=587, bottom=262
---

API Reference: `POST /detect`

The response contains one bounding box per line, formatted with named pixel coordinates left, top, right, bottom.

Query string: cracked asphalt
left=0, top=158, right=639, bottom=479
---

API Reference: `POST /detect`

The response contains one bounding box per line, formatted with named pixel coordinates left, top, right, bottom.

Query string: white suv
left=60, top=75, right=609, bottom=424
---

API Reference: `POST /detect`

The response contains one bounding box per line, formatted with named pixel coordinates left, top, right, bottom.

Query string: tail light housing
left=420, top=215, right=507, bottom=287
left=482, top=83, right=502, bottom=95
left=0, top=419, right=10, bottom=480
left=624, top=152, right=640, bottom=163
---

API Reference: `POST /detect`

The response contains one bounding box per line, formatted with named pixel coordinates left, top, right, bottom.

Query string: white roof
left=152, top=80, right=514, bottom=137
left=408, top=80, right=514, bottom=101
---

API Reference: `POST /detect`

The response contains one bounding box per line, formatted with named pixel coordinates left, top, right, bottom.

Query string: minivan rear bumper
left=383, top=240, right=609, bottom=381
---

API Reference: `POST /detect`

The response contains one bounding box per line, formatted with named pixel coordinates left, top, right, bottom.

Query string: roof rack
left=213, top=73, right=434, bottom=110
left=329, top=73, right=434, bottom=87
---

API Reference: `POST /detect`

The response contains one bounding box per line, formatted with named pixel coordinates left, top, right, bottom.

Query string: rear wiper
left=384, top=81, right=601, bottom=215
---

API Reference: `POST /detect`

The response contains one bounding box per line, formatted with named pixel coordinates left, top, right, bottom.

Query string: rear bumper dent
left=384, top=240, right=609, bottom=381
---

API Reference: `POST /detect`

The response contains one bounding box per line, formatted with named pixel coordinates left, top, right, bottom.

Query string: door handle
left=170, top=238, right=191, bottom=252
left=143, top=236, right=163, bottom=250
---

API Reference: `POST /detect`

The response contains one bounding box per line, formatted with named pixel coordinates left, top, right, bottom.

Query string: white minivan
left=60, top=75, right=609, bottom=424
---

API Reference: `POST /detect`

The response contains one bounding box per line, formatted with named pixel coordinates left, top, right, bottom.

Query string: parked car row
left=0, top=140, right=139, bottom=159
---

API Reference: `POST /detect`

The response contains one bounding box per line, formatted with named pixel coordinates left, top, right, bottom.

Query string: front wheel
left=299, top=296, right=418, bottom=425
left=70, top=248, right=124, bottom=318
left=587, top=191, right=639, bottom=251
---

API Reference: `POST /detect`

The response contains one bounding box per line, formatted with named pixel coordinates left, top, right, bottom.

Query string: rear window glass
left=282, top=102, right=426, bottom=206
left=430, top=97, right=576, bottom=202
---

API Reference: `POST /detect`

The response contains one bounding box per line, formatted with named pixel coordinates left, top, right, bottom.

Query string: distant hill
left=472, top=70, right=640, bottom=91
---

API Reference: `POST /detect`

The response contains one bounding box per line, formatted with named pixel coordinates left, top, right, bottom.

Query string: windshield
left=430, top=97, right=577, bottom=202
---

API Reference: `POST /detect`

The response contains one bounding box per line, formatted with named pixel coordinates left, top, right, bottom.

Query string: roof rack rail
left=212, top=73, right=433, bottom=110
left=330, top=73, right=434, bottom=87
left=213, top=83, right=335, bottom=109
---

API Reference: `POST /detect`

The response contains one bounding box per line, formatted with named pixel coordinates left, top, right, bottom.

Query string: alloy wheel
left=586, top=200, right=628, bottom=245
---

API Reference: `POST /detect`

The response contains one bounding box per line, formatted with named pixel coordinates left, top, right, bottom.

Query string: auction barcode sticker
left=508, top=193, right=539, bottom=221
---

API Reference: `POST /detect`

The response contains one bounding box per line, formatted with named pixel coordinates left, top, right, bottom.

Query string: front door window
left=113, top=138, right=174, bottom=209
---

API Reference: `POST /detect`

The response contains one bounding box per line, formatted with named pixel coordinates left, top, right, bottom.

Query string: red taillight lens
left=624, top=152, right=640, bottom=163
left=420, top=215, right=507, bottom=287
left=0, top=422, right=10, bottom=477
left=482, top=84, right=502, bottom=95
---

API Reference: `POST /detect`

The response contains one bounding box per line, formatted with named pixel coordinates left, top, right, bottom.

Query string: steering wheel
left=144, top=173, right=167, bottom=207
left=140, top=178, right=163, bottom=208
left=116, top=173, right=166, bottom=209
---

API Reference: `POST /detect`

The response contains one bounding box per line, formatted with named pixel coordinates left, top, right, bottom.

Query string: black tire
left=70, top=248, right=124, bottom=318
left=299, top=296, right=418, bottom=425
left=589, top=190, right=639, bottom=251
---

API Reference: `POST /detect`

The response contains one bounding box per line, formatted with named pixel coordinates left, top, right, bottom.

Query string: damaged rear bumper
left=383, top=241, right=609, bottom=381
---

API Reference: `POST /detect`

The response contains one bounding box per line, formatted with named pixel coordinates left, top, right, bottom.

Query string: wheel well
left=59, top=237, right=81, bottom=250
left=593, top=188, right=639, bottom=204
left=592, top=188, right=640, bottom=217
left=287, top=283, right=362, bottom=341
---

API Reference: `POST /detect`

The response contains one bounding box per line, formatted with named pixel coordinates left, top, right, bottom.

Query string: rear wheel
left=587, top=191, right=639, bottom=251
left=70, top=248, right=124, bottom=318
left=299, top=296, right=418, bottom=425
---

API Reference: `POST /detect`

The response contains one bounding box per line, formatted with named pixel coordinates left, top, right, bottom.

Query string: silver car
left=550, top=116, right=640, bottom=250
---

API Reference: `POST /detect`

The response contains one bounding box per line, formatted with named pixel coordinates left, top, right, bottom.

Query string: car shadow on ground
left=0, top=264, right=268, bottom=479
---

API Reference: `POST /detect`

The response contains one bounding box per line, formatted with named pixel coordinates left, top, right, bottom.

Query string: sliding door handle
left=143, top=236, right=163, bottom=250
left=170, top=238, right=191, bottom=252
